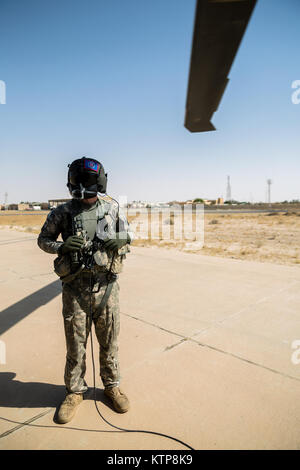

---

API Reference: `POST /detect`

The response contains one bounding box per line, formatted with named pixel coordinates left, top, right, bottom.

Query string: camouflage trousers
left=61, top=272, right=120, bottom=394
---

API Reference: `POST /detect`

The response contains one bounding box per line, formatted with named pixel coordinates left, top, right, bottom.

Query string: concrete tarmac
left=0, top=229, right=300, bottom=450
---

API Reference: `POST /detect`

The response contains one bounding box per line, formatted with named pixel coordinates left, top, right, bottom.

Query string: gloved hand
left=59, top=235, right=84, bottom=255
left=103, top=232, right=130, bottom=253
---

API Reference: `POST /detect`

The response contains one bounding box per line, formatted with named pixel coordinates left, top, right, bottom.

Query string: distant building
left=48, top=198, right=71, bottom=208
left=129, top=201, right=148, bottom=208
left=168, top=201, right=183, bottom=206
left=18, top=203, right=30, bottom=211
left=33, top=205, right=41, bottom=211
left=202, top=198, right=224, bottom=205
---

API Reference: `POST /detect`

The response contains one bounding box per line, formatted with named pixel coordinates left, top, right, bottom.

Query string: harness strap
left=60, top=264, right=85, bottom=283
left=63, top=199, right=108, bottom=284
left=64, top=200, right=118, bottom=311
left=93, top=272, right=118, bottom=321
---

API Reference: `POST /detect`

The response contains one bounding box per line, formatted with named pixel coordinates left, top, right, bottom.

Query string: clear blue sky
left=0, top=0, right=299, bottom=204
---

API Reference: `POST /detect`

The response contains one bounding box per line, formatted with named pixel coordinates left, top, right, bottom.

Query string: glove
left=103, top=232, right=130, bottom=253
left=59, top=235, right=84, bottom=255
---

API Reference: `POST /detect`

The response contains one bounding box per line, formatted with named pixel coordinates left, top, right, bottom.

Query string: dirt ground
left=201, top=212, right=300, bottom=266
left=1, top=210, right=300, bottom=267
left=0, top=212, right=48, bottom=235
left=129, top=210, right=300, bottom=267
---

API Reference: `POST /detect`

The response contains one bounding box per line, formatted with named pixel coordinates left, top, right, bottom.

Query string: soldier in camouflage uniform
left=38, top=157, right=133, bottom=423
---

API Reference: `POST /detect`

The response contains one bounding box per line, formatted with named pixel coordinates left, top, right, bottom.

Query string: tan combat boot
left=104, top=387, right=130, bottom=413
left=57, top=393, right=83, bottom=424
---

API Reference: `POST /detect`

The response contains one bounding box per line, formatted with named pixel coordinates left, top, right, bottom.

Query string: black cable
left=0, top=415, right=130, bottom=437
left=87, top=196, right=195, bottom=451
left=89, top=307, right=195, bottom=450
left=0, top=196, right=195, bottom=449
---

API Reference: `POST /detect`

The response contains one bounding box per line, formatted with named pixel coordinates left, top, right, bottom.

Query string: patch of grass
left=240, top=248, right=256, bottom=256
left=284, top=211, right=300, bottom=216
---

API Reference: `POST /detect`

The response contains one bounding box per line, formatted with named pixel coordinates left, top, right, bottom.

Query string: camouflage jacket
left=38, top=196, right=133, bottom=256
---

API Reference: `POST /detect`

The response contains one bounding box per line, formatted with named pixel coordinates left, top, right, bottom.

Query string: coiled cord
left=87, top=223, right=194, bottom=450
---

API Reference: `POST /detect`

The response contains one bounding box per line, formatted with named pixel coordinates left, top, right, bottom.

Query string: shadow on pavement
left=0, top=372, right=66, bottom=408
left=0, top=280, right=61, bottom=335
left=0, top=372, right=110, bottom=411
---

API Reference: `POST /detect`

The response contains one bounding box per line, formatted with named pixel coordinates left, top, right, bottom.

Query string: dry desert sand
left=1, top=210, right=300, bottom=266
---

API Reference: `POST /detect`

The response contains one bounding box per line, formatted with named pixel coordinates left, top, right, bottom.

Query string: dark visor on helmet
left=69, top=171, right=98, bottom=187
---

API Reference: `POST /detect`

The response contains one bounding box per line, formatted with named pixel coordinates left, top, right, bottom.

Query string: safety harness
left=61, top=198, right=120, bottom=318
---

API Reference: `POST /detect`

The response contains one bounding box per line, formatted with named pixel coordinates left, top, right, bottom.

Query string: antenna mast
left=226, top=176, right=232, bottom=202
left=267, top=179, right=272, bottom=205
